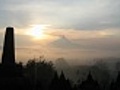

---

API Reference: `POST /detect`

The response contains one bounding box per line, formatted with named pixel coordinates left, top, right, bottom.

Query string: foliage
left=24, top=56, right=55, bottom=89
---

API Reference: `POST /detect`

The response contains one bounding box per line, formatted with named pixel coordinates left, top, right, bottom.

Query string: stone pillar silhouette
left=0, top=28, right=28, bottom=89
left=0, top=27, right=21, bottom=77
left=2, top=27, right=15, bottom=64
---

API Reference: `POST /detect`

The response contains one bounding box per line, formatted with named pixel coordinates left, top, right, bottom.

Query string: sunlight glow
left=27, top=25, right=45, bottom=39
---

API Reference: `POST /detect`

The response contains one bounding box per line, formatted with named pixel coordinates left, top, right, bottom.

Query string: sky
left=0, top=0, right=120, bottom=63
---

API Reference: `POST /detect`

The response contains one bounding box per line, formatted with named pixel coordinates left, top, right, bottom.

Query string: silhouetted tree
left=25, top=57, right=55, bottom=90
left=49, top=71, right=72, bottom=90
left=110, top=71, right=120, bottom=90
left=49, top=71, right=60, bottom=90
left=78, top=72, right=100, bottom=90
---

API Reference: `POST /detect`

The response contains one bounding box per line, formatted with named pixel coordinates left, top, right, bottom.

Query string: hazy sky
left=0, top=0, right=120, bottom=63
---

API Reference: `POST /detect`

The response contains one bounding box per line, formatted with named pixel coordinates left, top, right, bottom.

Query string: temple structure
left=0, top=27, right=31, bottom=90
left=2, top=27, right=15, bottom=64
left=0, top=27, right=22, bottom=77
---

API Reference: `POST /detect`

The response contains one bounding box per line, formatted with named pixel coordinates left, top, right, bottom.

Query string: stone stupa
left=0, top=27, right=22, bottom=77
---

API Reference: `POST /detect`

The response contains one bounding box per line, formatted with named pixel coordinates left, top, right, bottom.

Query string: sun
left=27, top=25, right=45, bottom=39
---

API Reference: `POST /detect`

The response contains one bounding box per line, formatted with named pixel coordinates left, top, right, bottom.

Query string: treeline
left=1, top=57, right=120, bottom=90
left=22, top=57, right=120, bottom=90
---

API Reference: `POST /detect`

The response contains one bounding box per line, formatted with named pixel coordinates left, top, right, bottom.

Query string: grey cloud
left=0, top=10, right=33, bottom=28
left=0, top=0, right=120, bottom=30
left=73, top=37, right=120, bottom=51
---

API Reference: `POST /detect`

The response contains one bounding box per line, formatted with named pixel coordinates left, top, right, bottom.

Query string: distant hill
left=49, top=35, right=79, bottom=49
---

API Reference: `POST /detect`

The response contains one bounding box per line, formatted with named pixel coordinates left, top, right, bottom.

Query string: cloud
left=0, top=0, right=120, bottom=30
left=74, top=37, right=120, bottom=51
